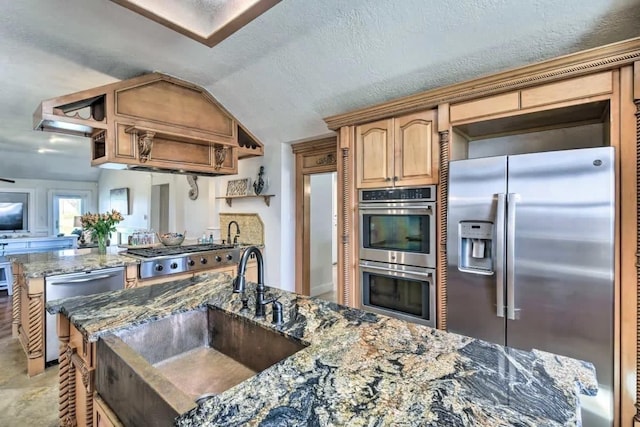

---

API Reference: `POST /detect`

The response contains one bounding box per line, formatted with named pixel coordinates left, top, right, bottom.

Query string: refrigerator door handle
left=495, top=193, right=506, bottom=318
left=506, top=193, right=520, bottom=320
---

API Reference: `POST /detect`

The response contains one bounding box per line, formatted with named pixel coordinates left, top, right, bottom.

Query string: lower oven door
left=359, top=260, right=435, bottom=327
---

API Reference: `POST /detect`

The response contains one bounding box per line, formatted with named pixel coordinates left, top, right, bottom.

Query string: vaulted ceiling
left=1, top=0, right=639, bottom=181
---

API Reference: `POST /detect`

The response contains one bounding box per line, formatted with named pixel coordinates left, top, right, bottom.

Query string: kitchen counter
left=47, top=273, right=597, bottom=427
left=8, top=246, right=137, bottom=278
left=9, top=246, right=139, bottom=376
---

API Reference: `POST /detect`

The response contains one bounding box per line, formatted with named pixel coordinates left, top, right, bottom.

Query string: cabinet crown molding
left=324, top=36, right=640, bottom=129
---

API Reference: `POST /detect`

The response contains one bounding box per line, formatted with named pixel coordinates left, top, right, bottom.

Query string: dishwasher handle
left=46, top=267, right=125, bottom=285
left=49, top=274, right=115, bottom=284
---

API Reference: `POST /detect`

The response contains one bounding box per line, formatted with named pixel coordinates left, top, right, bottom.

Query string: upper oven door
left=359, top=202, right=435, bottom=267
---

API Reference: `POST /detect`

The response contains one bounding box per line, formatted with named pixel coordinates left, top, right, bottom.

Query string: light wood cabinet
left=93, top=395, right=123, bottom=427
left=449, top=71, right=614, bottom=124
left=356, top=110, right=438, bottom=188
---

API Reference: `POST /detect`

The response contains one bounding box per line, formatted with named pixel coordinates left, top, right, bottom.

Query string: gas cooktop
left=124, top=244, right=240, bottom=279
left=126, top=243, right=236, bottom=258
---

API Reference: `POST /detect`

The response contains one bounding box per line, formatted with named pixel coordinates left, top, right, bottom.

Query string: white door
left=53, top=195, right=84, bottom=235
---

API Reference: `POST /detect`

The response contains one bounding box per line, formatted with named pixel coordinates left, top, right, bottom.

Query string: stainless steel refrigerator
left=447, top=147, right=614, bottom=427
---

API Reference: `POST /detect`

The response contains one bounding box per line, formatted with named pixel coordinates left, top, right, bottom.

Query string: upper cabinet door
left=356, top=118, right=394, bottom=188
left=394, top=110, right=439, bottom=186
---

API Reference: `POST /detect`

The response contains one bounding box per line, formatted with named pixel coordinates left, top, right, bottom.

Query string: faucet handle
left=272, top=300, right=284, bottom=325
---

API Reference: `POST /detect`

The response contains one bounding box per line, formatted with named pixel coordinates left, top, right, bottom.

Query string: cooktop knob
left=200, top=257, right=208, bottom=265
left=187, top=258, right=195, bottom=267
left=155, top=264, right=164, bottom=272
left=226, top=254, right=233, bottom=261
left=215, top=255, right=222, bottom=262
left=170, top=262, right=178, bottom=269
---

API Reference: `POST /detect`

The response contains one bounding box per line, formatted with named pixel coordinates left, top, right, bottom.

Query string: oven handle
left=359, top=204, right=434, bottom=213
left=359, top=263, right=433, bottom=281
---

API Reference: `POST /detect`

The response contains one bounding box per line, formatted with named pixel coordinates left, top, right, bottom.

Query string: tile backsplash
left=219, top=213, right=264, bottom=245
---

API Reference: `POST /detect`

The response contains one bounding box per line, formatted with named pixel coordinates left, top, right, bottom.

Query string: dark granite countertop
left=46, top=273, right=597, bottom=426
left=9, top=247, right=137, bottom=278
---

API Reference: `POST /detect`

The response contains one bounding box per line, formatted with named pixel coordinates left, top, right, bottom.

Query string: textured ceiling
left=0, top=0, right=639, bottom=181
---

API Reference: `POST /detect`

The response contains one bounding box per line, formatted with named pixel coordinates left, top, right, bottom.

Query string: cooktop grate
left=127, top=244, right=235, bottom=258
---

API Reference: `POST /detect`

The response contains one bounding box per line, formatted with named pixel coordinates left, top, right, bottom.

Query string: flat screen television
left=0, top=192, right=29, bottom=232
left=0, top=202, right=24, bottom=231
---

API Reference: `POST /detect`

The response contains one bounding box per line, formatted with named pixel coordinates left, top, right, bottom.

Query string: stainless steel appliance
left=359, top=186, right=436, bottom=267
left=45, top=266, right=125, bottom=362
left=447, top=147, right=614, bottom=427
left=124, top=244, right=240, bottom=279
left=359, top=186, right=436, bottom=325
left=360, top=260, right=435, bottom=327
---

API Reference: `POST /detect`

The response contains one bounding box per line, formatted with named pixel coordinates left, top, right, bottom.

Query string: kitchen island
left=48, top=272, right=597, bottom=427
left=10, top=244, right=260, bottom=378
left=9, top=247, right=137, bottom=376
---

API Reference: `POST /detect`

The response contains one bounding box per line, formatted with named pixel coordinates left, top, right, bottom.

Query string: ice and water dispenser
left=458, top=221, right=494, bottom=275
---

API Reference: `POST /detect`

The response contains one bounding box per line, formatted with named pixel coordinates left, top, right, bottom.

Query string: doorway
left=150, top=184, right=169, bottom=233
left=53, top=195, right=84, bottom=235
left=291, top=136, right=339, bottom=302
left=309, top=172, right=338, bottom=301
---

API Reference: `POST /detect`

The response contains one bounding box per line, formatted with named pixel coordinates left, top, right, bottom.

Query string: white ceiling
left=1, top=0, right=639, bottom=182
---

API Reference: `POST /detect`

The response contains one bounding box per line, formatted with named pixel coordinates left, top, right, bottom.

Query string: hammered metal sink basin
left=95, top=307, right=307, bottom=427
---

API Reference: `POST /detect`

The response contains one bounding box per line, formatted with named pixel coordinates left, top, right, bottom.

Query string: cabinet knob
left=385, top=177, right=391, bottom=182
left=393, top=176, right=398, bottom=181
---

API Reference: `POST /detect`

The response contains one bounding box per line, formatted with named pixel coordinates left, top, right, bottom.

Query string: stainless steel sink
left=95, top=307, right=307, bottom=427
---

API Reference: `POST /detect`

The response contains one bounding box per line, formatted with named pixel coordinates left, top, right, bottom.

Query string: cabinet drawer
left=520, top=72, right=612, bottom=109
left=450, top=92, right=520, bottom=123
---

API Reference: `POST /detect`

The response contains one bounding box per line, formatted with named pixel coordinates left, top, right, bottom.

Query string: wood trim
left=11, top=262, right=21, bottom=337
left=57, top=314, right=73, bottom=426
left=109, top=0, right=280, bottom=48
left=634, top=93, right=640, bottom=422
left=324, top=37, right=640, bottom=129
left=291, top=136, right=337, bottom=154
left=437, top=129, right=449, bottom=330
left=337, top=126, right=359, bottom=307
left=610, top=69, right=622, bottom=427
left=620, top=65, right=638, bottom=426
left=292, top=136, right=338, bottom=297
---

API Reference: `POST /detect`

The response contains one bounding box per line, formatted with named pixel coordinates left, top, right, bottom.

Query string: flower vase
left=96, top=234, right=107, bottom=255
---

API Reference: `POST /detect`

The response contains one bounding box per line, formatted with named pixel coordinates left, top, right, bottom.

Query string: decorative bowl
left=157, top=231, right=186, bottom=246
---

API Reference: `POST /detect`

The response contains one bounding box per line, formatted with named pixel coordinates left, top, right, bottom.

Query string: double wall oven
left=359, top=186, right=436, bottom=327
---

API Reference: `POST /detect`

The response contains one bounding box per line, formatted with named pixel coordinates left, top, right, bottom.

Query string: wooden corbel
left=214, top=144, right=227, bottom=170
left=137, top=131, right=155, bottom=163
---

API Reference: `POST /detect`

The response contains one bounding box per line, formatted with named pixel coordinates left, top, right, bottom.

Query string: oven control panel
left=359, top=186, right=435, bottom=203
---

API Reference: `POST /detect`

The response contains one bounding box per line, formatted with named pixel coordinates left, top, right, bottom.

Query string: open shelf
left=216, top=194, right=275, bottom=207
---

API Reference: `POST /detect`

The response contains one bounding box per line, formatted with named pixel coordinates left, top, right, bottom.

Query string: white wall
left=98, top=169, right=216, bottom=240
left=212, top=143, right=294, bottom=290
left=0, top=178, right=98, bottom=235
left=309, top=173, right=334, bottom=296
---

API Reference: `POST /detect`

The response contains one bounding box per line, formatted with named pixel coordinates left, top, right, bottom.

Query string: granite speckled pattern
left=47, top=273, right=597, bottom=426
left=9, top=247, right=137, bottom=278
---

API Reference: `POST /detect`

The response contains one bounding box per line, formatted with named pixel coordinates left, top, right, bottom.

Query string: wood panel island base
left=47, top=273, right=598, bottom=427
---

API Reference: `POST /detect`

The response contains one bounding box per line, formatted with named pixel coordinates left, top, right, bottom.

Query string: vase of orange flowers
left=81, top=209, right=124, bottom=254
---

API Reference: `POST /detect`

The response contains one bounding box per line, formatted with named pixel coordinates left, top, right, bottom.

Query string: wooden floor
left=0, top=290, right=58, bottom=427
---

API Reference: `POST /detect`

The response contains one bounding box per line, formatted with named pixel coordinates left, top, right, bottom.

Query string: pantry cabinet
left=356, top=110, right=438, bottom=188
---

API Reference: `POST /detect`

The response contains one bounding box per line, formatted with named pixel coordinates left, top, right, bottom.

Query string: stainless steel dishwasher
left=45, top=266, right=125, bottom=363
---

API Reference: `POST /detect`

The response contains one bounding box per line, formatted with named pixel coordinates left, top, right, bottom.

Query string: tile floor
left=0, top=291, right=58, bottom=427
